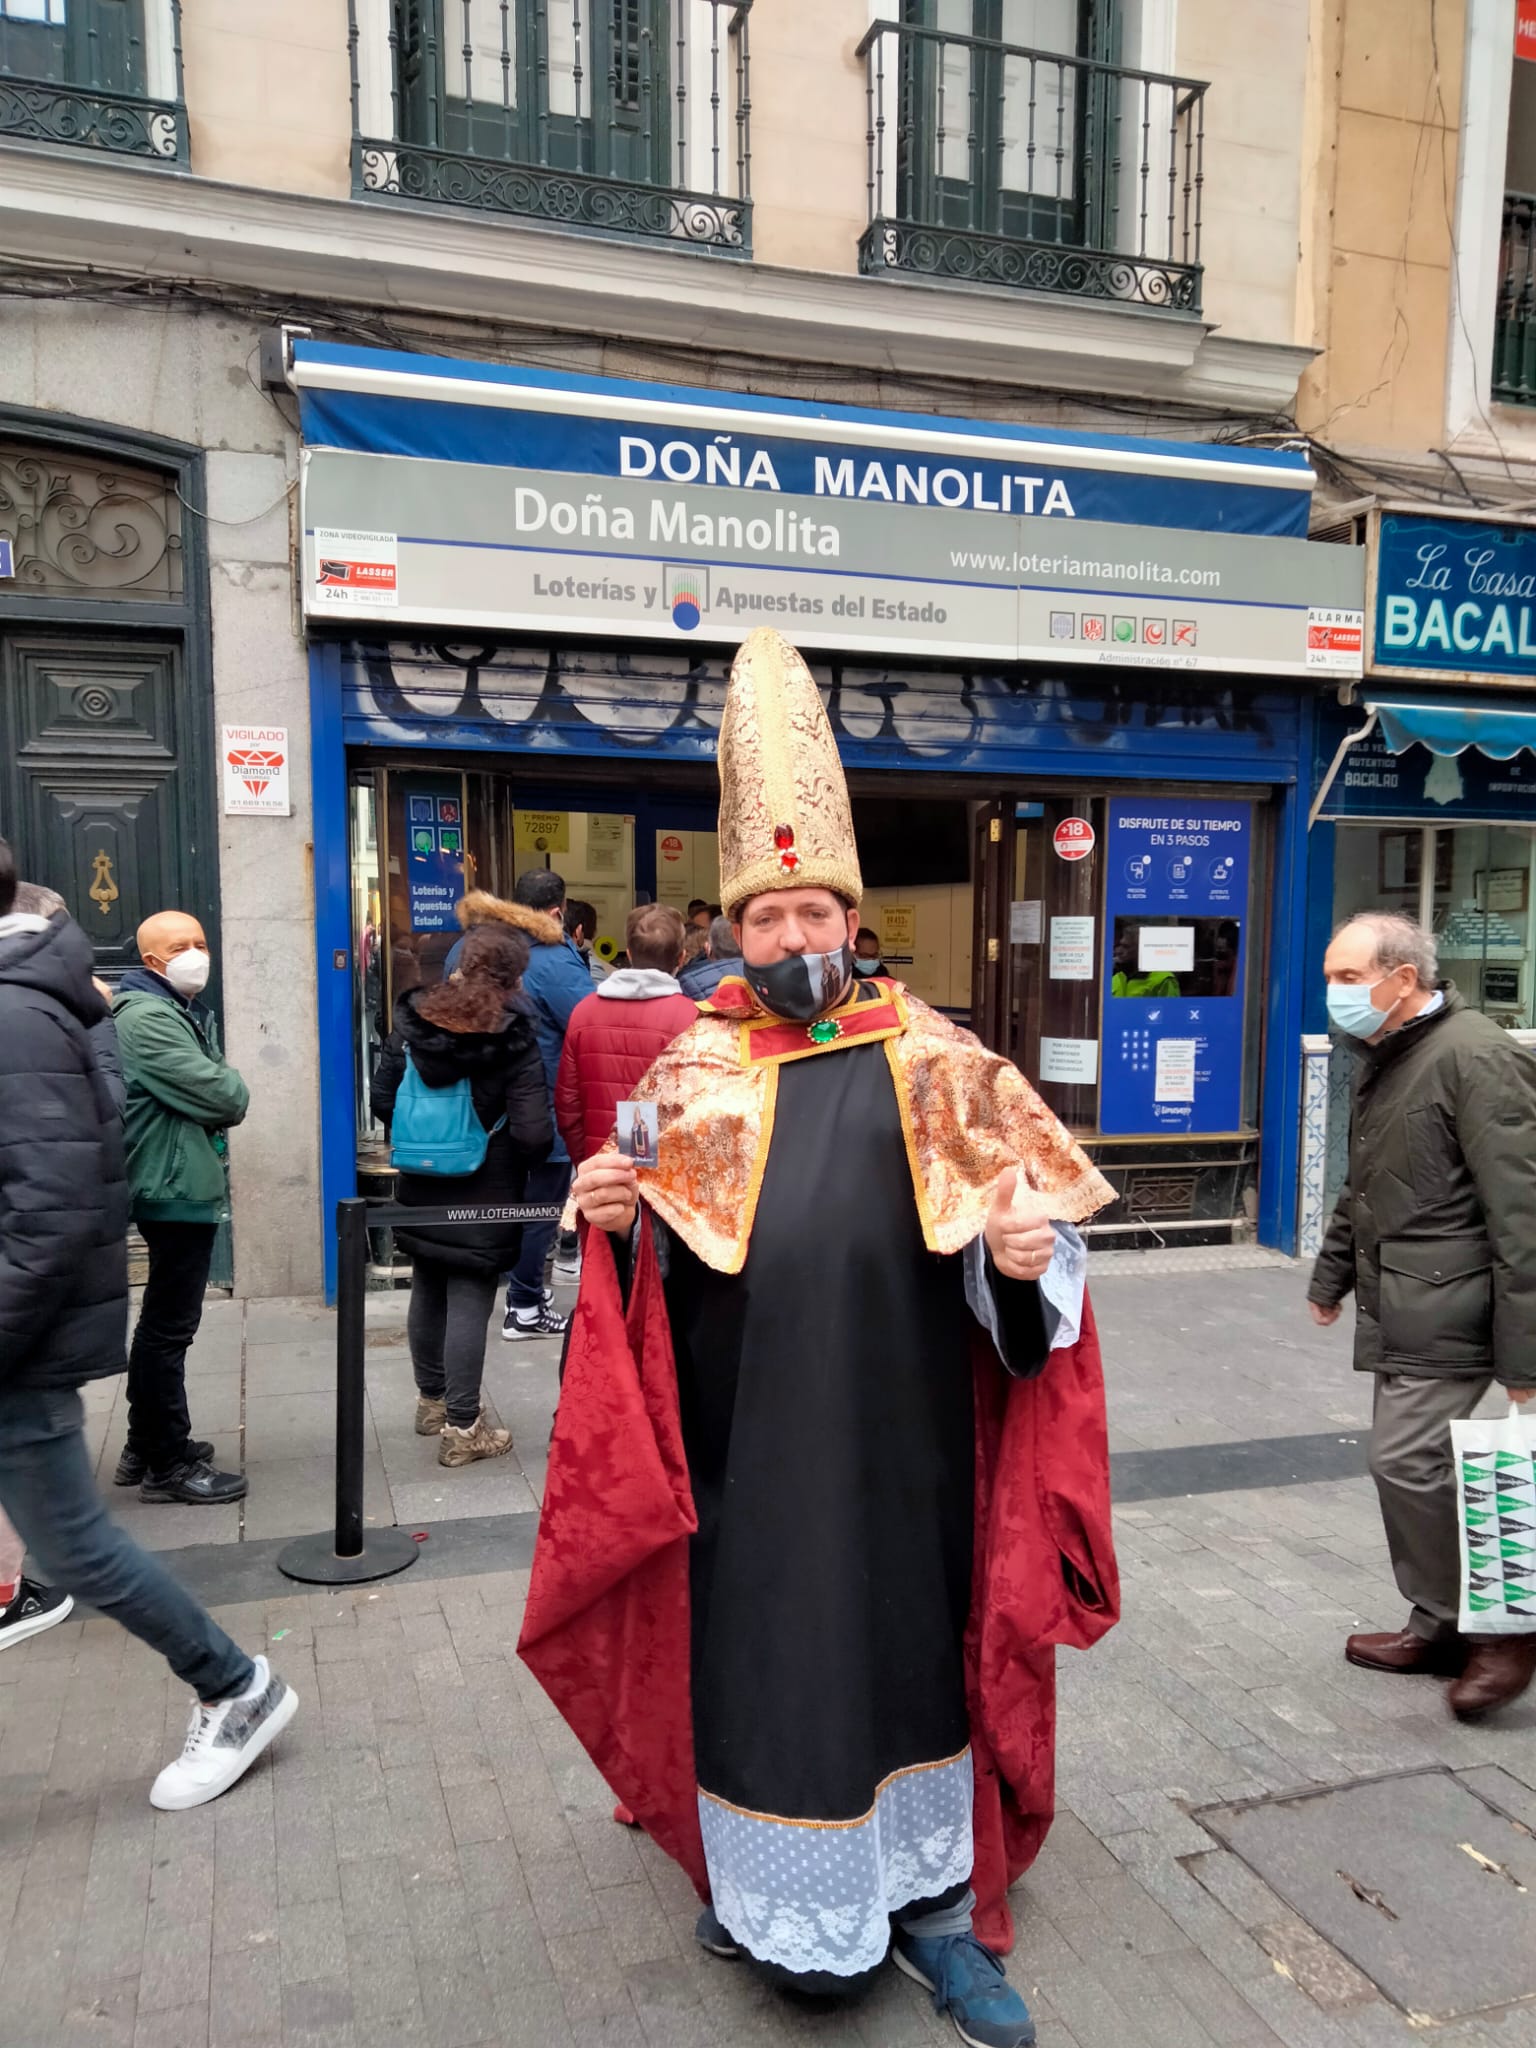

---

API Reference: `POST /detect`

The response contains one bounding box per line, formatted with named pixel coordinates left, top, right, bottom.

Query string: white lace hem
left=699, top=1746, right=974, bottom=1978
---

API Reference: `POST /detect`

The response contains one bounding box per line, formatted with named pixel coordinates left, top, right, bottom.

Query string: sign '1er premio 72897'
left=293, top=343, right=1365, bottom=682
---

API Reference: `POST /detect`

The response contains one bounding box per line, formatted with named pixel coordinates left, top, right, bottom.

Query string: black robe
left=657, top=1034, right=1046, bottom=1979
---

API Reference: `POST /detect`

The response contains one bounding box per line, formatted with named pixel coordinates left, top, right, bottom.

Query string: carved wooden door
left=0, top=632, right=197, bottom=974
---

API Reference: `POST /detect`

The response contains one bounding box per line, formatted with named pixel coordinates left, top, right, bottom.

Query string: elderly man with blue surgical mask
left=1309, top=910, right=1536, bottom=1721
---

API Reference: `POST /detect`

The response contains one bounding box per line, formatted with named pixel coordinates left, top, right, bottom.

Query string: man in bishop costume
left=520, top=629, right=1118, bottom=2048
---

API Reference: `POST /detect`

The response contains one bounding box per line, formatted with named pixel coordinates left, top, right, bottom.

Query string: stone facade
left=0, top=300, right=319, bottom=1298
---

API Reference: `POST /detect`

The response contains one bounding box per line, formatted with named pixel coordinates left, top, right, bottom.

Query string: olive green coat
left=1309, top=985, right=1536, bottom=1387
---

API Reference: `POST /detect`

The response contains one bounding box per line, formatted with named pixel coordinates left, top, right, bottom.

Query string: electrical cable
left=4, top=241, right=1534, bottom=522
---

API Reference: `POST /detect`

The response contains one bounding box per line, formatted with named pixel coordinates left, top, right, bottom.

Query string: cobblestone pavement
left=3, top=1259, right=1534, bottom=2047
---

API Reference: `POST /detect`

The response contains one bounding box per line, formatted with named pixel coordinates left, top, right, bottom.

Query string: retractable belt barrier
left=275, top=1197, right=563, bottom=1586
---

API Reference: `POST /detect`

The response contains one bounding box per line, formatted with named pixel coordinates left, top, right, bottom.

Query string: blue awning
left=1364, top=689, right=1536, bottom=760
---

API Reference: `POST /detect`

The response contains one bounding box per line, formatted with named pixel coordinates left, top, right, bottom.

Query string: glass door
left=900, top=0, right=1117, bottom=248
left=399, top=0, right=672, bottom=186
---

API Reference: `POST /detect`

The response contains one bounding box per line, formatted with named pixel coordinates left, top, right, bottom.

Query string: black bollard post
left=277, top=1198, right=420, bottom=1586
left=334, top=1197, right=368, bottom=1557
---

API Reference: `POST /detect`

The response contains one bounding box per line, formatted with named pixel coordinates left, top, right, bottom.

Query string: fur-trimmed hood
left=455, top=891, right=564, bottom=948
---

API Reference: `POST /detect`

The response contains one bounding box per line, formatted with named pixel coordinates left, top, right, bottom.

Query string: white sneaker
left=150, top=1655, right=298, bottom=1811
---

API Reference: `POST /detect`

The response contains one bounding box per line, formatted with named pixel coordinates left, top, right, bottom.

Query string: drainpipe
left=1307, top=708, right=1379, bottom=831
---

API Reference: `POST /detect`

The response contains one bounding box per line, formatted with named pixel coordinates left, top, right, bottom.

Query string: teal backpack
left=390, top=1050, right=505, bottom=1176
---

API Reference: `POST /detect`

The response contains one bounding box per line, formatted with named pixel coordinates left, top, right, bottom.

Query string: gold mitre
left=717, top=628, right=862, bottom=918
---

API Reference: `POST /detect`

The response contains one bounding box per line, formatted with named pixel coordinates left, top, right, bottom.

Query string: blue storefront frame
left=309, top=639, right=1318, bottom=1298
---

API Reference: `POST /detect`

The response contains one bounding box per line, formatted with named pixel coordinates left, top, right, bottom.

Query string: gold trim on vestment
left=885, top=1033, right=940, bottom=1251
left=697, top=1745, right=972, bottom=1831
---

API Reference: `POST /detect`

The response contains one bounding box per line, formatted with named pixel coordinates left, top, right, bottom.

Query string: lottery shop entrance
left=345, top=747, right=1276, bottom=1248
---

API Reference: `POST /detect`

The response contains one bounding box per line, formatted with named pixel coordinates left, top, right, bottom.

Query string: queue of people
left=371, top=885, right=724, bottom=1468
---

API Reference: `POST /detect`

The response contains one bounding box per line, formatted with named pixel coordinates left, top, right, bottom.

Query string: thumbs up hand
left=984, top=1167, right=1056, bottom=1283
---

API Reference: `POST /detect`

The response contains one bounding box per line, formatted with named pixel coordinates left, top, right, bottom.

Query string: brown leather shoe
left=1447, top=1637, right=1536, bottom=1720
left=1345, top=1628, right=1467, bottom=1676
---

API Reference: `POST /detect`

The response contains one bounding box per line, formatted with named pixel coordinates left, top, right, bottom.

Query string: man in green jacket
left=113, top=912, right=250, bottom=1506
left=1309, top=911, right=1536, bottom=1720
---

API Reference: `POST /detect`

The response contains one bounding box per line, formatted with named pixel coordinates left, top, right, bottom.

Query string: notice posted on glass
left=1040, top=1036, right=1099, bottom=1086
left=1154, top=1038, right=1198, bottom=1103
left=1048, top=915, right=1096, bottom=981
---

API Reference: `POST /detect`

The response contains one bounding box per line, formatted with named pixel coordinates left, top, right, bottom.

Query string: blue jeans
left=506, top=1158, right=573, bottom=1313
left=0, top=1384, right=253, bottom=1701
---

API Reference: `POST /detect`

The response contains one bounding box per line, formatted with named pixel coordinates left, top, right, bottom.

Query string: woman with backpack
left=371, top=925, right=552, bottom=1466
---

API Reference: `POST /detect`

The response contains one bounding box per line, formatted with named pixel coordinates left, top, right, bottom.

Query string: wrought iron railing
left=347, top=0, right=751, bottom=254
left=856, top=19, right=1204, bottom=313
left=1494, top=191, right=1536, bottom=407
left=0, top=0, right=186, bottom=162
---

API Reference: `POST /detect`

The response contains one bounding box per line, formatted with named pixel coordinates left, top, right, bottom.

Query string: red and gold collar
left=704, top=975, right=909, bottom=1068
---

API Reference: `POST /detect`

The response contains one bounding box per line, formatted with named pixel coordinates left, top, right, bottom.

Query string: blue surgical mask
left=1326, top=977, right=1397, bottom=1040
left=853, top=957, right=882, bottom=977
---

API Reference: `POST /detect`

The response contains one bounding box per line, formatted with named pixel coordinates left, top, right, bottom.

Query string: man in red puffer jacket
left=555, top=903, right=701, bottom=1168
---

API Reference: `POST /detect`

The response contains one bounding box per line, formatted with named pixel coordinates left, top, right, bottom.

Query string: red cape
left=517, top=1220, right=1119, bottom=1954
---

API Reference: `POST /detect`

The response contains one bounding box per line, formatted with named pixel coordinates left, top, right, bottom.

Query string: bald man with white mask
left=112, top=912, right=249, bottom=1505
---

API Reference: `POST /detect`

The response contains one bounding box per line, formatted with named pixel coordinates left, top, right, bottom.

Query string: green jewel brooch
left=808, top=1018, right=842, bottom=1045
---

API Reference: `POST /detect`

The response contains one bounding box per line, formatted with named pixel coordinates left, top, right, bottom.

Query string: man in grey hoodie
left=553, top=904, right=701, bottom=1171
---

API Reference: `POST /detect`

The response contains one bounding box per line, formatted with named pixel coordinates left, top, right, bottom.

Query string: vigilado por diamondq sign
left=1374, top=511, right=1536, bottom=678
left=294, top=342, right=1363, bottom=680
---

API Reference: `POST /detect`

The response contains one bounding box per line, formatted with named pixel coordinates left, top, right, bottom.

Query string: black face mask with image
left=742, top=944, right=855, bottom=1023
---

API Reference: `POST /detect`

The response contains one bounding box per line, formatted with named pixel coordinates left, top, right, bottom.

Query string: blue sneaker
left=695, top=1907, right=742, bottom=1960
left=892, top=1927, right=1036, bottom=2048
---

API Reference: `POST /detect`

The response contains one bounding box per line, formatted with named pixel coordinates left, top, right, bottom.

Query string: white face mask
left=162, top=948, right=211, bottom=997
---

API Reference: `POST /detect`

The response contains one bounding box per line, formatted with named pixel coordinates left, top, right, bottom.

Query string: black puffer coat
left=1309, top=984, right=1536, bottom=1385
left=0, top=914, right=130, bottom=1391
left=372, top=988, right=553, bottom=1274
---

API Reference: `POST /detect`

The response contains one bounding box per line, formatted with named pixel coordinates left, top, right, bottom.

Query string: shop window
left=1332, top=824, right=1536, bottom=1030
left=1325, top=821, right=1536, bottom=1217
left=515, top=809, right=635, bottom=966
left=855, top=796, right=975, bottom=1020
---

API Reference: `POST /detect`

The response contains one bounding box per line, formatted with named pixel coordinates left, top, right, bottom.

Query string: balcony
left=0, top=0, right=185, bottom=163
left=346, top=0, right=751, bottom=255
left=856, top=18, right=1204, bottom=314
left=1494, top=191, right=1536, bottom=407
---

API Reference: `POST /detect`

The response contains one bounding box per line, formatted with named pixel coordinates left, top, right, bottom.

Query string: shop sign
left=878, top=904, right=917, bottom=955
left=1053, top=817, right=1096, bottom=861
left=305, top=452, right=1362, bottom=678
left=221, top=725, right=290, bottom=816
left=1312, top=701, right=1536, bottom=820
left=403, top=779, right=465, bottom=931
left=514, top=810, right=570, bottom=853
left=296, top=342, right=1314, bottom=540
left=1100, top=799, right=1251, bottom=1136
left=312, top=527, right=398, bottom=608
left=298, top=344, right=1363, bottom=680
left=1306, top=608, right=1364, bottom=670
left=1374, top=511, right=1536, bottom=679
left=1520, top=0, right=1536, bottom=60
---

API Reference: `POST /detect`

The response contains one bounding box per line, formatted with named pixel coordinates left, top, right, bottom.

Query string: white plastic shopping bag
left=1453, top=1402, right=1536, bottom=1635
